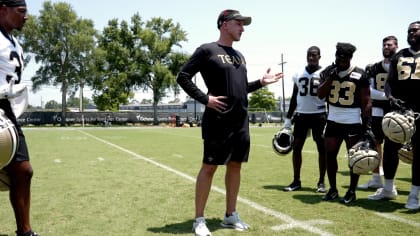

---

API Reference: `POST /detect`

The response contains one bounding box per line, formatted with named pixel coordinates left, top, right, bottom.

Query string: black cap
left=0, top=0, right=26, bottom=7
left=217, top=9, right=251, bottom=29
left=335, top=42, right=356, bottom=59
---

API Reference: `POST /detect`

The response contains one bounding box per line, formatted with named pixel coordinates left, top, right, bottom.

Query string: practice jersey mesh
left=292, top=67, right=326, bottom=114
left=0, top=30, right=25, bottom=128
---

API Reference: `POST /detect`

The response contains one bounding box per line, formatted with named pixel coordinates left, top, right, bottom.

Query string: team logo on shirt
left=217, top=54, right=245, bottom=65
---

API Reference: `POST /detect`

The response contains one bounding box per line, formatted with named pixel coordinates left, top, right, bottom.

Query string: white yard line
left=79, top=130, right=335, bottom=236
left=375, top=212, right=420, bottom=228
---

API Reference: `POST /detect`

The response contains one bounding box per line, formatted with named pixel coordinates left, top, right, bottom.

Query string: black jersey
left=177, top=42, right=262, bottom=139
left=388, top=48, right=420, bottom=112
left=320, top=66, right=370, bottom=108
left=366, top=61, right=389, bottom=110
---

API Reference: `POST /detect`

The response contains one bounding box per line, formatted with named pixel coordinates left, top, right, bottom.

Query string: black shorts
left=293, top=113, right=326, bottom=141
left=324, top=120, right=362, bottom=140
left=371, top=116, right=384, bottom=144
left=13, top=134, right=30, bottom=162
left=203, top=129, right=250, bottom=165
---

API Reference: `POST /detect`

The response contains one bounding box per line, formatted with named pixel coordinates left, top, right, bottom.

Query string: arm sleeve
left=247, top=79, right=263, bottom=93
left=176, top=47, right=209, bottom=105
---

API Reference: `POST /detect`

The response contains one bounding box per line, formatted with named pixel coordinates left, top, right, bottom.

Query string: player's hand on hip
left=207, top=95, right=228, bottom=113
left=261, top=68, right=283, bottom=86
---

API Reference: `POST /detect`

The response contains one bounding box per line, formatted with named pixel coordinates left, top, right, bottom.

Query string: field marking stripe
left=79, top=130, right=334, bottom=236
left=375, top=212, right=420, bottom=227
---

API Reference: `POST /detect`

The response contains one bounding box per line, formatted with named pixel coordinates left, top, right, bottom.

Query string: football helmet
left=348, top=134, right=380, bottom=175
left=398, top=142, right=413, bottom=164
left=272, top=128, right=294, bottom=155
left=0, top=109, right=19, bottom=169
left=382, top=106, right=418, bottom=144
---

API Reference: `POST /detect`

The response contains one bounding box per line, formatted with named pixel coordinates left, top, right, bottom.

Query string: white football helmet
left=348, top=135, right=380, bottom=175
left=382, top=109, right=418, bottom=144
left=398, top=142, right=413, bottom=164
left=0, top=109, right=19, bottom=169
left=272, top=128, right=294, bottom=155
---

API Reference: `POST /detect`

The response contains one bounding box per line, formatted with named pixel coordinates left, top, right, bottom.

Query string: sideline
left=79, top=130, right=335, bottom=236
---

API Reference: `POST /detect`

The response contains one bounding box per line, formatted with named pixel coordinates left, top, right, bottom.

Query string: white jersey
left=0, top=32, right=24, bottom=85
left=0, top=31, right=28, bottom=118
left=292, top=67, right=326, bottom=114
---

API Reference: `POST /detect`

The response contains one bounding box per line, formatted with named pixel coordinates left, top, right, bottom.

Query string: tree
left=168, top=97, right=180, bottom=103
left=44, top=100, right=61, bottom=110
left=248, top=87, right=277, bottom=111
left=94, top=14, right=189, bottom=124
left=20, top=1, right=97, bottom=126
left=67, top=95, right=91, bottom=109
left=140, top=99, right=152, bottom=104
left=138, top=17, right=189, bottom=125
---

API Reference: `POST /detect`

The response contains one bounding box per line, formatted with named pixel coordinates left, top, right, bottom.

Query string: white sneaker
left=405, top=194, right=419, bottom=210
left=367, top=187, right=397, bottom=200
left=220, top=211, right=250, bottom=231
left=193, top=217, right=211, bottom=236
left=358, top=179, right=383, bottom=189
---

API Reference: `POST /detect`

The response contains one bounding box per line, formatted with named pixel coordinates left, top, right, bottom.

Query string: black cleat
left=340, top=190, right=356, bottom=204
left=322, top=188, right=339, bottom=201
left=316, top=182, right=327, bottom=193
left=16, top=230, right=40, bottom=236
left=283, top=180, right=301, bottom=192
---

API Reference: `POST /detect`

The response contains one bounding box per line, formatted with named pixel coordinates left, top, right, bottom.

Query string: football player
left=317, top=42, right=372, bottom=204
left=0, top=1, right=40, bottom=235
left=282, top=46, right=327, bottom=193
left=358, top=36, right=399, bottom=190
left=384, top=21, right=420, bottom=210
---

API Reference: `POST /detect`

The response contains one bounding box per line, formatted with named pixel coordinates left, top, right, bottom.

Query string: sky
left=22, top=0, right=419, bottom=107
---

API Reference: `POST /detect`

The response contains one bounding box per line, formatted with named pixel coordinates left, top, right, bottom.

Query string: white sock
left=372, top=173, right=382, bottom=183
left=409, top=185, right=420, bottom=196
left=384, top=179, right=394, bottom=192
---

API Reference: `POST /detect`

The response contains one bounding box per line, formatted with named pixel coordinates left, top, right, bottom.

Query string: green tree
left=94, top=14, right=189, bottom=124
left=21, top=1, right=97, bottom=126
left=44, top=100, right=61, bottom=110
left=168, top=97, right=180, bottom=103
left=91, top=18, right=135, bottom=111
left=140, top=99, right=152, bottom=104
left=67, top=95, right=91, bottom=109
left=248, top=87, right=277, bottom=111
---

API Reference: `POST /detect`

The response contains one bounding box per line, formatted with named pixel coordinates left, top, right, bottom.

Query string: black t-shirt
left=177, top=42, right=262, bottom=139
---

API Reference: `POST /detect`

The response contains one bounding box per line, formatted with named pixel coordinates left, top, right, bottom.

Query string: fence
left=17, top=111, right=284, bottom=126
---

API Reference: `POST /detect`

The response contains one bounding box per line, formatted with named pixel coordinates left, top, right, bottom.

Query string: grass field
left=0, top=126, right=419, bottom=236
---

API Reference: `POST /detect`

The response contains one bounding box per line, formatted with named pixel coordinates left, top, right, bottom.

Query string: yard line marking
left=375, top=212, right=420, bottom=228
left=79, top=130, right=335, bottom=236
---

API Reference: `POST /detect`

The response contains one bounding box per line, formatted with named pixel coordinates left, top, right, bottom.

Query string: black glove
left=361, top=128, right=377, bottom=151
left=389, top=96, right=406, bottom=110
left=365, top=64, right=375, bottom=78
left=363, top=128, right=375, bottom=141
left=321, top=63, right=337, bottom=79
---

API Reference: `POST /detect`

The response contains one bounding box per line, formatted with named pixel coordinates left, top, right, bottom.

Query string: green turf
left=0, top=126, right=418, bottom=235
